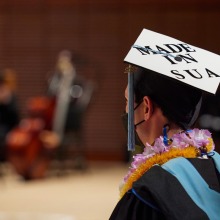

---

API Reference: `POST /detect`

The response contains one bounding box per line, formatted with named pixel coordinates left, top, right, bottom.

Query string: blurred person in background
left=0, top=68, right=19, bottom=163
left=46, top=50, right=94, bottom=170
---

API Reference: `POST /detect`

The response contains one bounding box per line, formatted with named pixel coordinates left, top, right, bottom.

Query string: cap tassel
left=127, top=64, right=135, bottom=151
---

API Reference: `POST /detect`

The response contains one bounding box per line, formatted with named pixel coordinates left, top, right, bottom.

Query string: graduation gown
left=109, top=153, right=220, bottom=220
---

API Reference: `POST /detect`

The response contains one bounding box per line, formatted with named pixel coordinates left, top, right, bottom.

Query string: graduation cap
left=124, top=28, right=220, bottom=151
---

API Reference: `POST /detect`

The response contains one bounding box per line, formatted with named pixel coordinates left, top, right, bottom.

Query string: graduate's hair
left=133, top=67, right=203, bottom=129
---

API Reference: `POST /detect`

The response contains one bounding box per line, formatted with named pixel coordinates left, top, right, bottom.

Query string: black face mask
left=121, top=112, right=145, bottom=148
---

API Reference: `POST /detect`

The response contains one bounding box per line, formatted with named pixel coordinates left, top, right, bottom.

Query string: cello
left=6, top=97, right=56, bottom=179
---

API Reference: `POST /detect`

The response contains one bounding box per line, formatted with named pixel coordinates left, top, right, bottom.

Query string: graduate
left=109, top=29, right=220, bottom=220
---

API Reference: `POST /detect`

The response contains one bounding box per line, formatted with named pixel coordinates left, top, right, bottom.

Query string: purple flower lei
left=123, top=128, right=214, bottom=183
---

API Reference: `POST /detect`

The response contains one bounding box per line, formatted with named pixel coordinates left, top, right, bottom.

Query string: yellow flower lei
left=120, top=137, right=214, bottom=198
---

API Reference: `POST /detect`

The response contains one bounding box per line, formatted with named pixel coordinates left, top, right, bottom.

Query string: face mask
left=121, top=112, right=145, bottom=148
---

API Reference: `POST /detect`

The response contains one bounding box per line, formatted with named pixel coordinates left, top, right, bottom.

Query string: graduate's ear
left=143, top=96, right=154, bottom=120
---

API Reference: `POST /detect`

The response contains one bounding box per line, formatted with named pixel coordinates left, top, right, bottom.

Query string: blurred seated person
left=0, top=69, right=19, bottom=162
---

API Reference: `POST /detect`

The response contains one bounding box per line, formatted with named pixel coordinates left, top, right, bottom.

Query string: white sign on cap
left=124, top=28, right=220, bottom=94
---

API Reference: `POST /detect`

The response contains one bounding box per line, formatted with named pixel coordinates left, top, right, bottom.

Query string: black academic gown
left=109, top=157, right=220, bottom=220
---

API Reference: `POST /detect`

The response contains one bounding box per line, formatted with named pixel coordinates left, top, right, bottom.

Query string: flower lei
left=119, top=128, right=215, bottom=198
